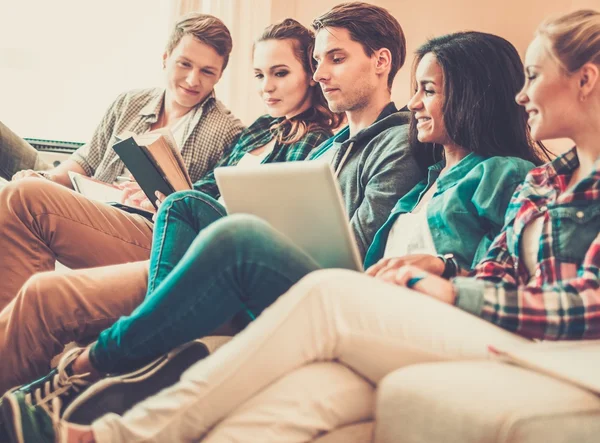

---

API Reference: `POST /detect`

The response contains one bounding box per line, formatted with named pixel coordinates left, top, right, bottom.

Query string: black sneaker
left=1, top=392, right=59, bottom=443
left=62, top=340, right=210, bottom=425
left=0, top=346, right=90, bottom=442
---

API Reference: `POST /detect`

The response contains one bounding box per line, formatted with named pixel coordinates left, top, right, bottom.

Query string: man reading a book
left=0, top=13, right=244, bottom=307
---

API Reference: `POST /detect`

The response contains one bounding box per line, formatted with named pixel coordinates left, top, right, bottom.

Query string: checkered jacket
left=193, top=114, right=332, bottom=199
left=71, top=88, right=244, bottom=184
left=454, top=147, right=600, bottom=340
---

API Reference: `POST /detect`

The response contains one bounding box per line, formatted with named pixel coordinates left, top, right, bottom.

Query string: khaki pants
left=0, top=177, right=153, bottom=310
left=0, top=261, right=148, bottom=392
left=0, top=120, right=49, bottom=180
left=92, top=269, right=528, bottom=443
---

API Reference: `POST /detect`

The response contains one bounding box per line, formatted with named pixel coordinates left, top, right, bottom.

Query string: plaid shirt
left=71, top=88, right=243, bottom=184
left=194, top=114, right=332, bottom=199
left=454, top=148, right=600, bottom=340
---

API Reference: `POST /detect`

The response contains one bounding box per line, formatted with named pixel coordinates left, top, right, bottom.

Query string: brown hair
left=536, top=9, right=600, bottom=73
left=166, top=13, right=233, bottom=70
left=254, top=18, right=343, bottom=144
left=311, top=2, right=406, bottom=90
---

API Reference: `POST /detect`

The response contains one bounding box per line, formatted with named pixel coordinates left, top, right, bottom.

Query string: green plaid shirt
left=194, top=114, right=332, bottom=199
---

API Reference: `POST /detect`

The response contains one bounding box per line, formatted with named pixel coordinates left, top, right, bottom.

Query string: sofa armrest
left=375, top=361, right=600, bottom=443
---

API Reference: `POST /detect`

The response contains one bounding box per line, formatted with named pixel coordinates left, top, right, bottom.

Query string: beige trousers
left=204, top=362, right=374, bottom=443
left=0, top=177, right=153, bottom=310
left=0, top=261, right=148, bottom=393
left=92, top=269, right=528, bottom=443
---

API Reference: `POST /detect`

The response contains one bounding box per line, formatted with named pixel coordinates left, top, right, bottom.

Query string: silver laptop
left=215, top=161, right=363, bottom=271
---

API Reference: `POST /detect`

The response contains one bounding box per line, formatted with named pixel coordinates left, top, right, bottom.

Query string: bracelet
left=406, top=273, right=428, bottom=289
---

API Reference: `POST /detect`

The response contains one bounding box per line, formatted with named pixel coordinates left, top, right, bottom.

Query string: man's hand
left=365, top=254, right=445, bottom=279
left=12, top=169, right=52, bottom=182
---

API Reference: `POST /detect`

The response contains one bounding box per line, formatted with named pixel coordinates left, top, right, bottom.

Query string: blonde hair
left=536, top=9, right=600, bottom=73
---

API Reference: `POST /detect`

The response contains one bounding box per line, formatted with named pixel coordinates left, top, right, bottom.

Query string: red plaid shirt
left=453, top=147, right=600, bottom=340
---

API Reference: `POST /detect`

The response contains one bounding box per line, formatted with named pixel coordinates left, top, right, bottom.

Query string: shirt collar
left=431, top=152, right=486, bottom=192
left=331, top=102, right=398, bottom=145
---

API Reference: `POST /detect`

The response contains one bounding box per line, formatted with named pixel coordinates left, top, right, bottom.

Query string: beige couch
left=320, top=361, right=600, bottom=443
left=205, top=337, right=600, bottom=442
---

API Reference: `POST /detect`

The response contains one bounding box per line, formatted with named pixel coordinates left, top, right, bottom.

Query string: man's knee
left=0, top=177, right=55, bottom=215
left=17, top=270, right=61, bottom=310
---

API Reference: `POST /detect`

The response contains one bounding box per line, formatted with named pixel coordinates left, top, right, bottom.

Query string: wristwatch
left=437, top=253, right=460, bottom=279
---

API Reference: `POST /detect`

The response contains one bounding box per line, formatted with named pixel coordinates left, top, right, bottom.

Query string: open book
left=489, top=340, right=600, bottom=394
left=68, top=171, right=154, bottom=219
left=68, top=171, right=123, bottom=203
left=112, top=129, right=192, bottom=208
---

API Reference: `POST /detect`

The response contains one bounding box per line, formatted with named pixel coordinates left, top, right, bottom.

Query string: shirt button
left=535, top=269, right=542, bottom=277
left=540, top=206, right=548, bottom=212
left=577, top=211, right=585, bottom=219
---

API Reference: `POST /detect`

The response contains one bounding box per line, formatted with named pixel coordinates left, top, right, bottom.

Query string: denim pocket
left=551, top=203, right=600, bottom=263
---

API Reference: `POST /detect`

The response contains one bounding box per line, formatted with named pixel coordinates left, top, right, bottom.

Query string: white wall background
left=0, top=0, right=170, bottom=141
left=1, top=0, right=599, bottom=153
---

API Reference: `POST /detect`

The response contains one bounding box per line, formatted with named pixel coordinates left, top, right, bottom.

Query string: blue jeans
left=89, top=191, right=320, bottom=373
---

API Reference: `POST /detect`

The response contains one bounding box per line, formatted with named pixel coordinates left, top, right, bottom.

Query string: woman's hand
left=392, top=265, right=457, bottom=305
left=151, top=191, right=167, bottom=222
left=119, top=183, right=166, bottom=212
left=119, top=182, right=155, bottom=211
left=365, top=254, right=445, bottom=278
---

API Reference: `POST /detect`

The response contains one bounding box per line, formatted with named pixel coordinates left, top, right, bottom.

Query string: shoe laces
left=23, top=347, right=91, bottom=413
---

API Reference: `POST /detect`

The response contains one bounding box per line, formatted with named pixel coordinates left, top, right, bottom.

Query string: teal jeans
left=89, top=190, right=320, bottom=373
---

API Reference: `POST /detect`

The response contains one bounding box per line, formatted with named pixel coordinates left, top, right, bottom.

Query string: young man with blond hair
left=0, top=13, right=243, bottom=307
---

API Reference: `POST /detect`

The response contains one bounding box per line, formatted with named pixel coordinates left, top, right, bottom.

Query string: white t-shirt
left=383, top=183, right=438, bottom=258
left=170, top=111, right=193, bottom=152
left=521, top=215, right=544, bottom=281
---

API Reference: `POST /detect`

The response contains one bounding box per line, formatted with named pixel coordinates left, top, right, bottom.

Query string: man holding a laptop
left=0, top=1, right=425, bottom=408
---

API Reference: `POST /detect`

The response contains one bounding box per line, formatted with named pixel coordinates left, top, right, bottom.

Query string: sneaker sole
left=1, top=394, right=24, bottom=443
left=62, top=340, right=210, bottom=425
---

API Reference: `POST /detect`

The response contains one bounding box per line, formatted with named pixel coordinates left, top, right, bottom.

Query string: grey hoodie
left=309, top=103, right=424, bottom=258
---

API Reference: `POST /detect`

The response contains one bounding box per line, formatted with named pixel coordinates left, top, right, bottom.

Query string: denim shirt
left=364, top=153, right=534, bottom=269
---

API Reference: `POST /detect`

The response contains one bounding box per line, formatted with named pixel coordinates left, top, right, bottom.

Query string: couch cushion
left=375, top=361, right=600, bottom=443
